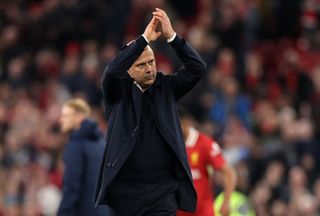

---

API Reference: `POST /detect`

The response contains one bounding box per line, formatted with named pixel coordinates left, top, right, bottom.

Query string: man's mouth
left=145, top=75, right=155, bottom=80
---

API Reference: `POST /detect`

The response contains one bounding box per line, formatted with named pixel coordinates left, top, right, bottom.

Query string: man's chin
left=142, top=80, right=155, bottom=88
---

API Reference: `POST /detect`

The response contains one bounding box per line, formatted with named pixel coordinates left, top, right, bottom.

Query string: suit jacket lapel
left=132, top=83, right=142, bottom=125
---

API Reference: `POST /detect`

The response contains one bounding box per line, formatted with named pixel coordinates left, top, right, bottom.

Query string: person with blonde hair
left=58, top=98, right=109, bottom=216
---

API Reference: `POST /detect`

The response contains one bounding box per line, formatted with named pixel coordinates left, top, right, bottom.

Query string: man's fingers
left=153, top=13, right=169, bottom=27
left=153, top=11, right=167, bottom=19
left=149, top=16, right=159, bottom=28
left=150, top=8, right=174, bottom=39
left=155, top=8, right=169, bottom=20
left=153, top=14, right=165, bottom=24
left=155, top=32, right=162, bottom=38
left=153, top=8, right=169, bottom=18
left=152, top=16, right=160, bottom=25
left=155, top=8, right=165, bottom=14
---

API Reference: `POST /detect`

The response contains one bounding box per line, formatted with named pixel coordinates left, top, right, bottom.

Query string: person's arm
left=101, top=17, right=161, bottom=102
left=101, top=37, right=148, bottom=102
left=58, top=142, right=84, bottom=216
left=205, top=140, right=236, bottom=216
left=168, top=35, right=207, bottom=99
left=218, top=164, right=237, bottom=216
left=153, top=8, right=207, bottom=100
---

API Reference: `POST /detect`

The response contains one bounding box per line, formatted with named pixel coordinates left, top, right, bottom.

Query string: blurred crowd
left=0, top=0, right=320, bottom=215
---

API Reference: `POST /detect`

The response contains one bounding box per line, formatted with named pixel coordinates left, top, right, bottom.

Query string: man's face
left=128, top=46, right=157, bottom=89
left=180, top=118, right=189, bottom=141
left=59, top=106, right=77, bottom=133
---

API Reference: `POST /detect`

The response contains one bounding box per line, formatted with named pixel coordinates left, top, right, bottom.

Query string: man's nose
left=145, top=65, right=152, bottom=73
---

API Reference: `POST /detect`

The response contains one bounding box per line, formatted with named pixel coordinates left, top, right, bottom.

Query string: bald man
left=94, top=8, right=207, bottom=216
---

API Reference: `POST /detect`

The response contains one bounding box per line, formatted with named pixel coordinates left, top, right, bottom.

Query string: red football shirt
left=177, top=127, right=226, bottom=216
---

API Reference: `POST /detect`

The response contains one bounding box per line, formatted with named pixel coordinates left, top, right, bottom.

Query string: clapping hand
left=152, top=8, right=175, bottom=40
left=143, top=16, right=162, bottom=42
left=143, top=8, right=175, bottom=42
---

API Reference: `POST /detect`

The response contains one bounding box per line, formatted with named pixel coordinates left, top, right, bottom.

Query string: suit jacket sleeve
left=58, top=141, right=84, bottom=216
left=167, top=35, right=207, bottom=100
left=101, top=36, right=149, bottom=103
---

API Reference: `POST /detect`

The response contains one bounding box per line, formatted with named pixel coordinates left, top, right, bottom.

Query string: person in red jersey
left=177, top=107, right=237, bottom=216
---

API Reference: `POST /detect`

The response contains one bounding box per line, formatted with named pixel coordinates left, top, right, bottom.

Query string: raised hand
left=143, top=16, right=162, bottom=42
left=152, top=8, right=175, bottom=39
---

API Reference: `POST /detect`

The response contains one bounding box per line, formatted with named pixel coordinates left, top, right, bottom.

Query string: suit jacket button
left=107, top=163, right=111, bottom=167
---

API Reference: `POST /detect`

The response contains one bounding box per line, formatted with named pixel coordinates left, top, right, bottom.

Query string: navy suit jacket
left=58, top=119, right=109, bottom=216
left=94, top=35, right=207, bottom=212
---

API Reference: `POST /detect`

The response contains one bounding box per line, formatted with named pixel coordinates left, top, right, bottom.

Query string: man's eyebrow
left=136, top=62, right=146, bottom=66
left=135, top=57, right=154, bottom=66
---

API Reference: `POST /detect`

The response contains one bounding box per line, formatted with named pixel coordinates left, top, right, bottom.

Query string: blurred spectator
left=209, top=76, right=252, bottom=130
left=270, top=199, right=289, bottom=216
left=58, top=98, right=108, bottom=216
left=241, top=51, right=265, bottom=98
left=263, top=160, right=287, bottom=201
left=276, top=48, right=314, bottom=110
left=221, top=117, right=253, bottom=165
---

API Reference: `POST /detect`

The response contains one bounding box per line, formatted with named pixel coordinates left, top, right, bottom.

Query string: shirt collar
left=134, top=81, right=145, bottom=92
left=132, top=72, right=161, bottom=93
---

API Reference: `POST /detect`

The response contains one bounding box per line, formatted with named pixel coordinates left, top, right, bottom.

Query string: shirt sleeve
left=142, top=34, right=150, bottom=43
left=205, top=140, right=225, bottom=170
left=167, top=32, right=177, bottom=43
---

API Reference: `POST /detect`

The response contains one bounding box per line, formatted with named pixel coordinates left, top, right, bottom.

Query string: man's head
left=128, top=45, right=157, bottom=89
left=59, top=98, right=91, bottom=133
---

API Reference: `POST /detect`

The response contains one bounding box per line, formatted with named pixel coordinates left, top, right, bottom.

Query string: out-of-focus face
left=180, top=118, right=191, bottom=141
left=289, top=166, right=307, bottom=188
left=128, top=46, right=157, bottom=89
left=59, top=106, right=78, bottom=133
